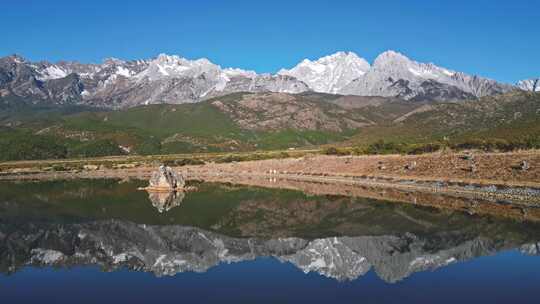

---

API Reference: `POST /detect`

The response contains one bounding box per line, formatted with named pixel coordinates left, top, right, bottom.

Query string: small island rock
left=148, top=165, right=185, bottom=190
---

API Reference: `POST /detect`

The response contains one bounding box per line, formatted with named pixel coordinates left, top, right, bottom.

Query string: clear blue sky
left=1, top=0, right=538, bottom=83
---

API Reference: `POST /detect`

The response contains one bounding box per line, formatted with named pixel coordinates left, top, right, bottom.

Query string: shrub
left=215, top=154, right=244, bottom=163
left=68, top=139, right=124, bottom=158
left=452, top=139, right=486, bottom=151
left=450, top=137, right=540, bottom=152
left=163, top=158, right=205, bottom=166
left=323, top=146, right=349, bottom=156
left=134, top=137, right=162, bottom=155
left=407, top=142, right=442, bottom=155
left=0, top=130, right=67, bottom=161
left=366, top=140, right=406, bottom=155
left=278, top=152, right=290, bottom=158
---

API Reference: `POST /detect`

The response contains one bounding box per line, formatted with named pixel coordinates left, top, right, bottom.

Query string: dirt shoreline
left=1, top=151, right=539, bottom=205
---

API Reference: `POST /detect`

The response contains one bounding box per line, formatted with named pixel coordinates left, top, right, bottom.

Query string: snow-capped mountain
left=278, top=51, right=370, bottom=94
left=339, top=50, right=514, bottom=101
left=0, top=54, right=309, bottom=109
left=0, top=50, right=528, bottom=109
left=517, top=78, right=540, bottom=92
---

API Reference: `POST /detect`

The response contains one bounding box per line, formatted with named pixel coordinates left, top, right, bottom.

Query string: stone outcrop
left=147, top=165, right=185, bottom=190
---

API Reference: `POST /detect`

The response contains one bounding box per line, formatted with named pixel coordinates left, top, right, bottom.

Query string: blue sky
left=1, top=0, right=538, bottom=83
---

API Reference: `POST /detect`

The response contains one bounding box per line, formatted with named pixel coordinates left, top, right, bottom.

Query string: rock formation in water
left=147, top=165, right=185, bottom=190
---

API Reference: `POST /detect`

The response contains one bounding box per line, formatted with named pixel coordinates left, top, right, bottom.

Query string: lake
left=1, top=179, right=539, bottom=303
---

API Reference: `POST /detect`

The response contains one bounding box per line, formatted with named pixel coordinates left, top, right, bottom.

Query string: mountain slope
left=349, top=91, right=540, bottom=145
left=0, top=92, right=372, bottom=159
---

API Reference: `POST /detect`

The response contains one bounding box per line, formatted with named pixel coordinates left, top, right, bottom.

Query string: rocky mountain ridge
left=0, top=54, right=309, bottom=109
left=517, top=78, right=540, bottom=92
left=1, top=51, right=535, bottom=109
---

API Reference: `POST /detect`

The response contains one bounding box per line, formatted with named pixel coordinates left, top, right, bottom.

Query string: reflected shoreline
left=184, top=175, right=540, bottom=223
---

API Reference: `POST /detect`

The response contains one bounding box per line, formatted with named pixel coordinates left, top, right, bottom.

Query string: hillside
left=0, top=92, right=375, bottom=159
left=349, top=91, right=540, bottom=146
left=0, top=91, right=539, bottom=161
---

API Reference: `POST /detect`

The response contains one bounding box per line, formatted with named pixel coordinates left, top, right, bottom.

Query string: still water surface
left=0, top=179, right=539, bottom=303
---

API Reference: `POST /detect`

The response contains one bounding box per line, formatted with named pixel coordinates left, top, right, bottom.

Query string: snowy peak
left=372, top=50, right=455, bottom=79
left=136, top=53, right=222, bottom=81
left=372, top=50, right=410, bottom=67
left=38, top=65, right=69, bottom=80
left=316, top=51, right=369, bottom=67
left=0, top=51, right=525, bottom=109
left=103, top=57, right=126, bottom=66
left=278, top=51, right=370, bottom=93
left=223, top=67, right=257, bottom=78
left=3, top=54, right=26, bottom=64
left=517, top=78, right=540, bottom=92
left=340, top=50, right=513, bottom=100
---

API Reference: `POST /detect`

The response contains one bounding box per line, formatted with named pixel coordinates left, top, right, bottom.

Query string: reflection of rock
left=1, top=220, right=538, bottom=282
left=148, top=191, right=185, bottom=213
left=148, top=166, right=185, bottom=190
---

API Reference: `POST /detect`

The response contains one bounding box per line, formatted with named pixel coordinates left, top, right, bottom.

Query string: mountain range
left=1, top=51, right=537, bottom=109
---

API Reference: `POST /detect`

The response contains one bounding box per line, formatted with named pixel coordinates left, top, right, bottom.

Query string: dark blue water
left=1, top=179, right=540, bottom=303
left=1, top=251, right=539, bottom=304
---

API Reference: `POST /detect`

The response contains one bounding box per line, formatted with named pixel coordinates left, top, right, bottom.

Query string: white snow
left=279, top=51, right=370, bottom=93
left=156, top=64, right=170, bottom=76
left=408, top=67, right=422, bottom=77
left=40, top=65, right=68, bottom=80
left=517, top=78, right=540, bottom=92
left=223, top=67, right=257, bottom=78
left=116, top=66, right=132, bottom=77
left=442, top=69, right=455, bottom=76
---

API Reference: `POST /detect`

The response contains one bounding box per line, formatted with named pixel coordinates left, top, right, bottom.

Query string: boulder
left=83, top=165, right=99, bottom=171
left=404, top=161, right=417, bottom=170
left=148, top=165, right=185, bottom=190
left=520, top=161, right=530, bottom=171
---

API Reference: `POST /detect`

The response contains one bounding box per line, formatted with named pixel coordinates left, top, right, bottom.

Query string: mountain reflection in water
left=0, top=179, right=539, bottom=283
